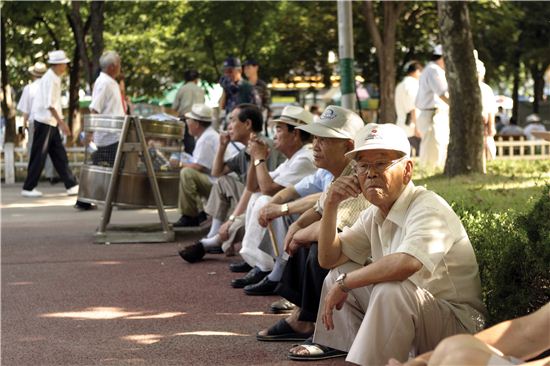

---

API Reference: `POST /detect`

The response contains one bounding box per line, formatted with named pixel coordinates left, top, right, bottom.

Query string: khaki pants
left=178, top=167, right=212, bottom=217
left=417, top=109, right=449, bottom=171
left=313, top=261, right=469, bottom=366
left=204, top=175, right=244, bottom=221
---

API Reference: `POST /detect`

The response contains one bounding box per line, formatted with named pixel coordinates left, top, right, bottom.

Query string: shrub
left=454, top=185, right=550, bottom=326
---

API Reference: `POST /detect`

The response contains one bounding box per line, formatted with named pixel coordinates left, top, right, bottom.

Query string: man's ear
left=403, top=159, right=414, bottom=184
left=244, top=119, right=252, bottom=130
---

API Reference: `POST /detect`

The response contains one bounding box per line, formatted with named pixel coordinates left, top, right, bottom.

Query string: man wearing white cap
left=172, top=103, right=237, bottom=227
left=21, top=50, right=79, bottom=198
left=230, top=105, right=317, bottom=291
left=295, top=123, right=485, bottom=365
left=415, top=44, right=450, bottom=171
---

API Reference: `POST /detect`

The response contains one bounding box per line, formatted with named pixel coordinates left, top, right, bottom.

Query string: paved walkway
left=1, top=183, right=345, bottom=365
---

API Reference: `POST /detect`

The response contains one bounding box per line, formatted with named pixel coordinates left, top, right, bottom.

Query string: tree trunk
left=69, top=2, right=92, bottom=88
left=1, top=15, right=16, bottom=144
left=362, top=1, right=403, bottom=124
left=438, top=1, right=483, bottom=176
left=530, top=63, right=546, bottom=114
left=90, top=1, right=105, bottom=83
left=511, top=48, right=521, bottom=123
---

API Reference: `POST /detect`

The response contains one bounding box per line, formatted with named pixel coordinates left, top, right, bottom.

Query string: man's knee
left=180, top=167, right=197, bottom=181
left=370, top=281, right=411, bottom=304
left=431, top=334, right=491, bottom=366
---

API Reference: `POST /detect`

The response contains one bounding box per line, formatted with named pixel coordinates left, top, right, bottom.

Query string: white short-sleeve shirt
left=17, top=79, right=41, bottom=122
left=268, top=144, right=316, bottom=188
left=415, top=62, right=448, bottom=110
left=339, top=182, right=485, bottom=329
left=395, top=76, right=419, bottom=137
left=90, top=72, right=125, bottom=146
left=30, top=69, right=62, bottom=127
left=479, top=81, right=496, bottom=119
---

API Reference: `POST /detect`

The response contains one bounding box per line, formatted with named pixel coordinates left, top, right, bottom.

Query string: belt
left=421, top=108, right=437, bottom=111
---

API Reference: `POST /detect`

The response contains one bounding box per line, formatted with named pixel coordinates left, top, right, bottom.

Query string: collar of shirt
left=373, top=181, right=418, bottom=227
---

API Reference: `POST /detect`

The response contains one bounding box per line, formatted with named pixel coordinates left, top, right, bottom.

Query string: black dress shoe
left=74, top=200, right=95, bottom=211
left=205, top=245, right=223, bottom=254
left=231, top=267, right=270, bottom=288
left=229, top=261, right=253, bottom=273
left=178, top=242, right=205, bottom=263
left=173, top=215, right=200, bottom=228
left=244, top=277, right=278, bottom=296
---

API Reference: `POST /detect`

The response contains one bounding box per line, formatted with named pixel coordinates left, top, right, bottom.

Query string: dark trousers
left=23, top=122, right=77, bottom=191
left=92, top=142, right=119, bottom=166
left=276, top=244, right=329, bottom=322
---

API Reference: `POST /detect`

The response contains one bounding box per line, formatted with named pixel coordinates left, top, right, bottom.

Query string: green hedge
left=454, top=185, right=550, bottom=326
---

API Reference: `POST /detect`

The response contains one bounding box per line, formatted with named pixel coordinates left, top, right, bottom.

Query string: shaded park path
left=1, top=184, right=345, bottom=366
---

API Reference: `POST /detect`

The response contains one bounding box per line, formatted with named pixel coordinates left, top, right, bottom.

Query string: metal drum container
left=79, top=115, right=184, bottom=208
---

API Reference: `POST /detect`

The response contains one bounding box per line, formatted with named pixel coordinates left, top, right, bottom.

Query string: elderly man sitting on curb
left=230, top=106, right=317, bottom=289
left=172, top=104, right=238, bottom=227
left=290, top=123, right=486, bottom=365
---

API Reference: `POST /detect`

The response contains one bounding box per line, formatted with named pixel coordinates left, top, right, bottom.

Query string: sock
left=267, top=257, right=288, bottom=282
left=201, top=234, right=222, bottom=249
left=206, top=218, right=223, bottom=238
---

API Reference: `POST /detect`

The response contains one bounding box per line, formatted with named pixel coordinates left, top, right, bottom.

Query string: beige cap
left=184, top=104, right=212, bottom=123
left=28, top=62, right=47, bottom=77
left=273, top=105, right=314, bottom=127
left=345, top=123, right=411, bottom=159
left=47, top=50, right=70, bottom=64
left=296, top=105, right=364, bottom=140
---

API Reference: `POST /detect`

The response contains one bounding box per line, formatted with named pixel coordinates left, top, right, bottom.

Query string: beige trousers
left=417, top=109, right=449, bottom=171
left=313, top=261, right=469, bottom=366
left=203, top=174, right=244, bottom=221
left=178, top=167, right=212, bottom=217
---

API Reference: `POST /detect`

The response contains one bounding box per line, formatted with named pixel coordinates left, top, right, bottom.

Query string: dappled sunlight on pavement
left=40, top=307, right=186, bottom=320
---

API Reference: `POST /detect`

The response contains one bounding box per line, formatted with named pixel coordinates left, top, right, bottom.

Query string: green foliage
left=456, top=201, right=549, bottom=326
left=419, top=160, right=549, bottom=325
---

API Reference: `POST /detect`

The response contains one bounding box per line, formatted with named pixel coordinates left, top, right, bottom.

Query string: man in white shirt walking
left=21, top=50, right=79, bottom=198
left=74, top=50, right=125, bottom=210
left=415, top=45, right=450, bottom=171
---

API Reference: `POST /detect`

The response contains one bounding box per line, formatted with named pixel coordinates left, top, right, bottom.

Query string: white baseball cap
left=273, top=105, right=314, bottom=127
left=526, top=114, right=541, bottom=123
left=47, top=50, right=70, bottom=64
left=433, top=44, right=443, bottom=56
left=184, top=104, right=212, bottom=122
left=345, top=123, right=411, bottom=159
left=297, top=105, right=364, bottom=140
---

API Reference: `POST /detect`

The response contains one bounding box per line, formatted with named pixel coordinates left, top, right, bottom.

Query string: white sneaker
left=21, top=189, right=43, bottom=198
left=66, top=185, right=79, bottom=196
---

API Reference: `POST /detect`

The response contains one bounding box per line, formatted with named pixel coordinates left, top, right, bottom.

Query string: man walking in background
left=21, top=50, right=79, bottom=198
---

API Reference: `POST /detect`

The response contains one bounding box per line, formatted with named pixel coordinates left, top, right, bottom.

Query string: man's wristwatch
left=280, top=203, right=289, bottom=215
left=336, top=273, right=351, bottom=293
left=254, top=158, right=266, bottom=167
left=228, top=214, right=236, bottom=222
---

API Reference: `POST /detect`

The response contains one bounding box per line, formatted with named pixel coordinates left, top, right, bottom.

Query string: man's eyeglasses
left=355, top=156, right=406, bottom=176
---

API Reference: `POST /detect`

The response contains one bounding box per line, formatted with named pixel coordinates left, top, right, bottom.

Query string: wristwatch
left=228, top=214, right=236, bottom=222
left=280, top=203, right=289, bottom=214
left=254, top=158, right=266, bottom=167
left=336, top=273, right=351, bottom=293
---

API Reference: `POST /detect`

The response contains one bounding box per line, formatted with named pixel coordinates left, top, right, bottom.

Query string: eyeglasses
left=355, top=156, right=406, bottom=176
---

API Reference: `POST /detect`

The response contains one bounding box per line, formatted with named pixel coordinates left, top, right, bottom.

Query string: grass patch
left=414, top=159, right=550, bottom=213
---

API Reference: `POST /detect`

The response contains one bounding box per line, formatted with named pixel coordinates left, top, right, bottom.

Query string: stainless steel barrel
left=78, top=115, right=184, bottom=208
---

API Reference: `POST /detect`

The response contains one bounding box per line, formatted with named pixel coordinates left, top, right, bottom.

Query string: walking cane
left=267, top=222, right=280, bottom=257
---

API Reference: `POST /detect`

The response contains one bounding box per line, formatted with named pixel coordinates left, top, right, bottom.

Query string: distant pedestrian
left=243, top=59, right=271, bottom=127
left=74, top=50, right=125, bottom=210
left=17, top=61, right=59, bottom=184
left=173, top=69, right=205, bottom=155
left=218, top=57, right=256, bottom=127
left=415, top=45, right=450, bottom=171
left=21, top=50, right=79, bottom=198
left=395, top=60, right=423, bottom=156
